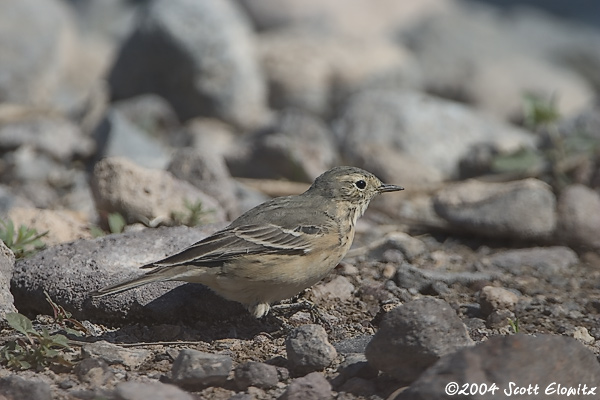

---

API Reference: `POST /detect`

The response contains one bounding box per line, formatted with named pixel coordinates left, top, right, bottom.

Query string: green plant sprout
left=0, top=294, right=88, bottom=370
left=171, top=199, right=211, bottom=227
left=0, top=219, right=47, bottom=258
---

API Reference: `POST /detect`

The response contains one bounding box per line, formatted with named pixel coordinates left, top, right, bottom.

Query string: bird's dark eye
left=355, top=180, right=366, bottom=189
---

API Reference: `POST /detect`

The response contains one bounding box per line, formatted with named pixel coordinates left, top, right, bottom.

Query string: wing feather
left=142, top=223, right=325, bottom=269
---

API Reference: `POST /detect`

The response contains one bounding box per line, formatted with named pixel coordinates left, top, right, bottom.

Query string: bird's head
left=308, top=166, right=403, bottom=214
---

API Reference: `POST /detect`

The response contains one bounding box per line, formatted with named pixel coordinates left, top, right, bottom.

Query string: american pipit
left=91, top=166, right=403, bottom=318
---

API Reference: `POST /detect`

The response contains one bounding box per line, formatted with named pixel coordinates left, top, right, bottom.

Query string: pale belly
left=210, top=240, right=350, bottom=307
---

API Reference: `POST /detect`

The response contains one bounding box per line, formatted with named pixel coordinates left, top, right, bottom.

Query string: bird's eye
left=355, top=180, right=366, bottom=190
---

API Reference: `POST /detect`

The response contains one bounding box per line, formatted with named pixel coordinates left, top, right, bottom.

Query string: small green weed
left=0, top=219, right=47, bottom=259
left=0, top=313, right=71, bottom=370
left=0, top=293, right=88, bottom=371
left=522, top=92, right=560, bottom=130
left=508, top=318, right=520, bottom=334
left=107, top=212, right=127, bottom=234
left=171, top=199, right=211, bottom=227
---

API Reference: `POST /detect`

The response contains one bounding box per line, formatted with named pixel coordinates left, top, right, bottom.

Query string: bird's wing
left=142, top=223, right=326, bottom=268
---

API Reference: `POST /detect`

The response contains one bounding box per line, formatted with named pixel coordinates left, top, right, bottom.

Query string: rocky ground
left=1, top=0, right=600, bottom=399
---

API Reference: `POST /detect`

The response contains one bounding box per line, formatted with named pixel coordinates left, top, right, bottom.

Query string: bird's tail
left=90, top=265, right=192, bottom=298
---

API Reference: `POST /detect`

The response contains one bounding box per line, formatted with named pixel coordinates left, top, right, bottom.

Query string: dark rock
left=396, top=334, right=600, bottom=400
left=334, top=353, right=379, bottom=386
left=366, top=297, right=473, bottom=382
left=333, top=335, right=373, bottom=355
left=338, top=377, right=376, bottom=397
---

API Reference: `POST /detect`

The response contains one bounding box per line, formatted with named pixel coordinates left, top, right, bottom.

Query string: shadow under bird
left=91, top=166, right=403, bottom=318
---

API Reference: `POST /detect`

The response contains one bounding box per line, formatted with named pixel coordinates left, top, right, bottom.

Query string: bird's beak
left=378, top=184, right=404, bottom=193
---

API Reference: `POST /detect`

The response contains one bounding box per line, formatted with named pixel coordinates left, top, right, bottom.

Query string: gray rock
left=334, top=90, right=535, bottom=183
left=74, top=357, right=113, bottom=386
left=557, top=184, right=600, bottom=250
left=334, top=353, right=378, bottom=384
left=278, top=372, right=332, bottom=400
left=229, top=394, right=253, bottom=400
left=401, top=1, right=594, bottom=121
left=171, top=349, right=232, bottom=389
left=479, top=286, right=520, bottom=317
left=396, top=334, right=600, bottom=400
left=234, top=361, right=279, bottom=390
left=185, top=117, right=239, bottom=158
left=238, top=0, right=444, bottom=40
left=227, top=109, right=338, bottom=182
left=115, top=381, right=194, bottom=400
left=365, top=297, right=473, bottom=382
left=311, top=275, right=355, bottom=302
left=0, top=375, right=51, bottom=400
left=91, top=157, right=226, bottom=226
left=93, top=107, right=173, bottom=170
left=0, top=184, right=32, bottom=214
left=395, top=262, right=499, bottom=293
left=113, top=94, right=181, bottom=144
left=366, top=232, right=426, bottom=263
left=0, top=114, right=95, bottom=162
left=482, top=246, right=578, bottom=277
left=338, top=377, right=377, bottom=397
left=0, top=241, right=16, bottom=318
left=286, top=324, right=338, bottom=375
left=433, top=178, right=557, bottom=240
left=486, top=309, right=516, bottom=330
left=82, top=341, right=152, bottom=370
left=257, top=29, right=418, bottom=116
left=333, top=335, right=373, bottom=355
left=108, top=0, right=269, bottom=129
left=12, top=225, right=247, bottom=323
left=0, top=0, right=75, bottom=110
left=168, top=147, right=239, bottom=218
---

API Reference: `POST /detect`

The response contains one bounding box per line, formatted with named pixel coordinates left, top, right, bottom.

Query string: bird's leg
left=271, top=299, right=332, bottom=329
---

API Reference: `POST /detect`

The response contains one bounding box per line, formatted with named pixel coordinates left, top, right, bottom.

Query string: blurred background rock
left=0, top=0, right=598, bottom=249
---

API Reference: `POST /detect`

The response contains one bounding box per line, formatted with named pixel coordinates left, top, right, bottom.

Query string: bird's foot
left=271, top=300, right=332, bottom=329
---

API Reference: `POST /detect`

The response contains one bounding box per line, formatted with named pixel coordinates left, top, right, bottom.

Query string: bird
left=91, top=166, right=403, bottom=318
